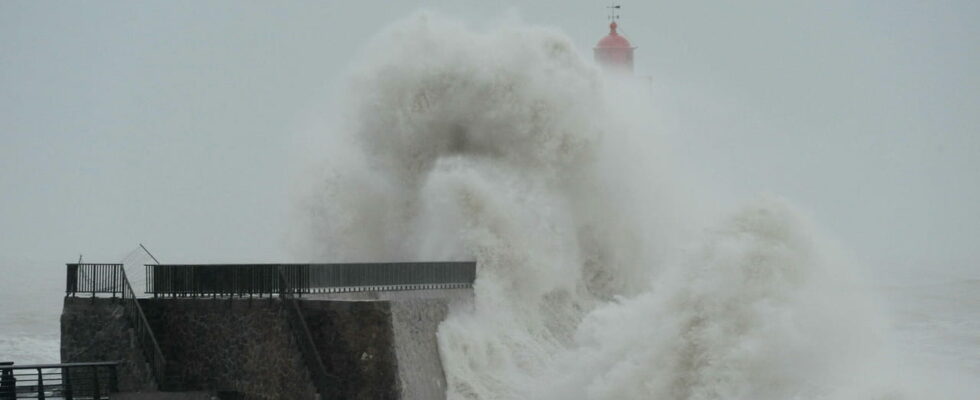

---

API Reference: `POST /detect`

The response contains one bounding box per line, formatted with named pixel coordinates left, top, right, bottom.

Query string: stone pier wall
left=310, top=289, right=473, bottom=400
left=139, top=299, right=317, bottom=400
left=62, top=292, right=471, bottom=399
left=391, top=298, right=453, bottom=400
left=300, top=300, right=400, bottom=399
left=60, top=297, right=156, bottom=392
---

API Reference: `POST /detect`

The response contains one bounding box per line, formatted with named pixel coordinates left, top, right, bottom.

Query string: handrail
left=65, top=263, right=167, bottom=388
left=0, top=362, right=119, bottom=370
left=278, top=268, right=340, bottom=399
left=0, top=361, right=119, bottom=399
left=119, top=267, right=166, bottom=388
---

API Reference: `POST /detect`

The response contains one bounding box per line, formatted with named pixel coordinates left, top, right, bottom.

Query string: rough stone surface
left=300, top=301, right=399, bottom=400
left=309, top=289, right=472, bottom=400
left=390, top=298, right=453, bottom=400
left=139, top=299, right=317, bottom=400
left=62, top=292, right=473, bottom=399
left=60, top=297, right=156, bottom=392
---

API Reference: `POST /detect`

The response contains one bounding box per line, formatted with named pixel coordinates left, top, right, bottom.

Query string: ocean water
left=0, top=262, right=63, bottom=364
left=880, top=270, right=980, bottom=384
left=3, top=13, right=977, bottom=400
left=0, top=322, right=60, bottom=365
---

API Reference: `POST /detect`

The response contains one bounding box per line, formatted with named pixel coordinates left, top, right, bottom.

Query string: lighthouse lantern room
left=594, top=5, right=635, bottom=74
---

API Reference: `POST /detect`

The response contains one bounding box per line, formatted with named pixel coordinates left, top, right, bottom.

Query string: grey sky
left=1, top=0, right=977, bottom=288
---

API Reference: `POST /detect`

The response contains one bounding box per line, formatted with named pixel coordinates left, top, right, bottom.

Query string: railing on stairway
left=0, top=361, right=118, bottom=399
left=65, top=264, right=166, bottom=388
left=278, top=268, right=340, bottom=400
left=119, top=267, right=166, bottom=388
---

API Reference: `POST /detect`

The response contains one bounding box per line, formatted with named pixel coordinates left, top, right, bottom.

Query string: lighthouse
left=594, top=6, right=635, bottom=74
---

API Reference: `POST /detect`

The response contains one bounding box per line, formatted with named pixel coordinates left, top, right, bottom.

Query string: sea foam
left=298, top=13, right=945, bottom=399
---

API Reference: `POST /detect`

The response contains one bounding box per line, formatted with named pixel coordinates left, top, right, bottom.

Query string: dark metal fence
left=64, top=264, right=166, bottom=387
left=305, top=262, right=476, bottom=293
left=65, top=264, right=125, bottom=297
left=144, top=264, right=305, bottom=298
left=0, top=361, right=118, bottom=399
left=146, top=262, right=476, bottom=297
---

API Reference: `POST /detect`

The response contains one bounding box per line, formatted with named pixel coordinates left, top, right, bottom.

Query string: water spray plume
left=298, top=12, right=944, bottom=400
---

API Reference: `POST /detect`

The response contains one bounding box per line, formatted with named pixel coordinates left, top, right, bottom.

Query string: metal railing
left=64, top=264, right=166, bottom=388
left=65, top=264, right=125, bottom=297
left=145, top=264, right=304, bottom=298
left=277, top=270, right=340, bottom=399
left=146, top=262, right=476, bottom=298
left=118, top=268, right=166, bottom=387
left=0, top=361, right=118, bottom=399
left=305, top=262, right=476, bottom=293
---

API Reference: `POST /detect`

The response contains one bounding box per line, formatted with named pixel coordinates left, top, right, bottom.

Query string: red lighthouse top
left=594, top=21, right=635, bottom=73
left=596, top=22, right=632, bottom=49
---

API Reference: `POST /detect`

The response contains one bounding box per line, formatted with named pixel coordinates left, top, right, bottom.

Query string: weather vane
left=607, top=3, right=621, bottom=22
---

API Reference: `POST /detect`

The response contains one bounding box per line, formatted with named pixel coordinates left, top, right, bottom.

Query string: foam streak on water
left=298, top=13, right=968, bottom=400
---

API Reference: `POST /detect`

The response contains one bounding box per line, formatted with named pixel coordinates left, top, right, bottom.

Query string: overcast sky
left=1, top=0, right=977, bottom=289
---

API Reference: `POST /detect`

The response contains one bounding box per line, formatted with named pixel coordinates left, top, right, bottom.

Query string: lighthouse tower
left=594, top=7, right=635, bottom=74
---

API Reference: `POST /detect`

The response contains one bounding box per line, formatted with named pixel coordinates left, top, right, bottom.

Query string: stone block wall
left=60, top=297, right=156, bottom=392
left=390, top=298, right=454, bottom=400
left=300, top=301, right=399, bottom=400
left=62, top=293, right=471, bottom=399
left=138, top=299, right=317, bottom=400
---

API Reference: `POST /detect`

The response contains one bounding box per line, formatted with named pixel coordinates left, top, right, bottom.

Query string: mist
left=292, top=12, right=976, bottom=398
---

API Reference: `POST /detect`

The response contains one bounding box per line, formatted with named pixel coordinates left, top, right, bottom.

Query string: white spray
left=297, top=13, right=924, bottom=400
